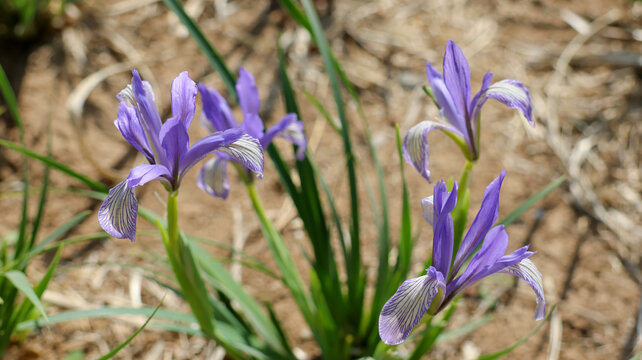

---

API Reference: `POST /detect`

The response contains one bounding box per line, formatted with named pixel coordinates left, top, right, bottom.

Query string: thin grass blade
left=499, top=176, right=566, bottom=226
left=3, top=270, right=48, bottom=321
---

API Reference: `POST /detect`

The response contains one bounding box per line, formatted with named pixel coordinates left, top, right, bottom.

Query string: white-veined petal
left=501, top=258, right=545, bottom=320
left=379, top=268, right=446, bottom=345
left=97, top=180, right=138, bottom=242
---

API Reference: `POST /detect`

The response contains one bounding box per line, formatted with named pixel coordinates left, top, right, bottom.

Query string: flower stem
left=164, top=193, right=217, bottom=338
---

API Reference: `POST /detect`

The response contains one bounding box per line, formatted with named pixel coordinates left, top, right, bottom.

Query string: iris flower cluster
left=403, top=40, right=534, bottom=182
left=98, top=70, right=272, bottom=241
left=380, top=41, right=545, bottom=345
left=197, top=68, right=307, bottom=199
left=379, top=171, right=545, bottom=345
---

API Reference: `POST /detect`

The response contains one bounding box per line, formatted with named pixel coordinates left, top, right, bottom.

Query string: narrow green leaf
left=0, top=139, right=108, bottom=192
left=17, top=307, right=196, bottom=332
left=499, top=176, right=566, bottom=226
left=436, top=314, right=493, bottom=343
left=0, top=65, right=22, bottom=131
left=302, top=89, right=341, bottom=134
left=3, top=270, right=48, bottom=321
left=477, top=305, right=556, bottom=360
left=299, top=0, right=362, bottom=328
left=95, top=301, right=162, bottom=360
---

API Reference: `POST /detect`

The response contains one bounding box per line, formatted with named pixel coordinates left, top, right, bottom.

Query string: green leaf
left=0, top=139, right=108, bottom=192
left=0, top=65, right=22, bottom=132
left=477, top=304, right=556, bottom=360
left=17, top=307, right=196, bottom=332
left=95, top=301, right=162, bottom=360
left=436, top=314, right=493, bottom=343
left=499, top=175, right=566, bottom=226
left=302, top=89, right=341, bottom=134
left=3, top=270, right=48, bottom=321
left=298, top=0, right=362, bottom=329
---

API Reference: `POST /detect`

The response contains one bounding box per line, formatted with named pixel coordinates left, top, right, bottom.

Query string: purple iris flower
left=379, top=171, right=545, bottom=345
left=197, top=67, right=307, bottom=199
left=97, top=70, right=264, bottom=241
left=403, top=41, right=534, bottom=181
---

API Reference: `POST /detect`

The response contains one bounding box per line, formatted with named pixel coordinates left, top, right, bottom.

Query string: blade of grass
left=3, top=270, right=48, bottom=321
left=477, top=305, right=556, bottom=360
left=299, top=0, right=362, bottom=328
left=499, top=175, right=566, bottom=226
left=95, top=301, right=163, bottom=360
left=0, top=65, right=22, bottom=132
left=0, top=139, right=108, bottom=192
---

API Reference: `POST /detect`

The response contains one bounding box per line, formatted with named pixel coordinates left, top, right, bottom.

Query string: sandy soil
left=0, top=0, right=641, bottom=359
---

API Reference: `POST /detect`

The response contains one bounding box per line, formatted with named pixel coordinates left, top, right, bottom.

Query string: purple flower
left=98, top=70, right=264, bottom=241
left=379, top=171, right=545, bottom=345
left=197, top=68, right=307, bottom=199
left=403, top=41, right=534, bottom=181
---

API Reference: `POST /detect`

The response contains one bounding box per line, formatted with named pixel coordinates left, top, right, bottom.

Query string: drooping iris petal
left=236, top=68, right=264, bottom=139
left=126, top=164, right=171, bottom=187
left=198, top=83, right=237, bottom=131
left=425, top=63, right=467, bottom=136
left=451, top=170, right=506, bottom=276
left=421, top=195, right=435, bottom=227
left=442, top=40, right=471, bottom=117
left=379, top=267, right=446, bottom=345
left=261, top=113, right=308, bottom=160
left=197, top=157, right=230, bottom=199
left=159, top=117, right=190, bottom=177
left=402, top=120, right=462, bottom=182
left=114, top=102, right=154, bottom=163
left=170, top=71, right=197, bottom=127
left=98, top=180, right=138, bottom=242
left=501, top=258, right=546, bottom=320
left=218, top=134, right=264, bottom=177
left=470, top=79, right=534, bottom=126
left=183, top=128, right=264, bottom=178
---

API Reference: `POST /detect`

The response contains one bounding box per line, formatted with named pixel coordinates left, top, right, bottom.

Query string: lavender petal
left=452, top=170, right=506, bottom=276
left=470, top=79, right=534, bottom=126
left=261, top=113, right=307, bottom=160
left=98, top=180, right=138, bottom=242
left=198, top=83, right=237, bottom=131
left=501, top=258, right=546, bottom=320
left=442, top=40, right=471, bottom=117
left=425, top=63, right=467, bottom=136
left=379, top=267, right=446, bottom=345
left=170, top=71, right=197, bottom=128
left=114, top=102, right=154, bottom=163
left=402, top=120, right=461, bottom=182
left=236, top=68, right=264, bottom=139
left=197, top=157, right=230, bottom=199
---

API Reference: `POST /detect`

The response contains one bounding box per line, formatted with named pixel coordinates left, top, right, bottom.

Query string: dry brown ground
left=0, top=0, right=641, bottom=359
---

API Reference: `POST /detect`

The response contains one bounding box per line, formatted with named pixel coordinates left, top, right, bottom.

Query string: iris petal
left=198, top=83, right=237, bottom=131
left=501, top=258, right=546, bottom=320
left=198, top=157, right=230, bottom=199
left=421, top=195, right=434, bottom=226
left=237, top=68, right=264, bottom=139
left=452, top=170, right=505, bottom=276
left=98, top=180, right=138, bottom=242
left=261, top=113, right=307, bottom=160
left=402, top=120, right=461, bottom=182
left=442, top=40, right=471, bottom=117
left=470, top=79, right=534, bottom=126
left=170, top=71, right=197, bottom=128
left=219, top=134, right=265, bottom=177
left=379, top=267, right=446, bottom=345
